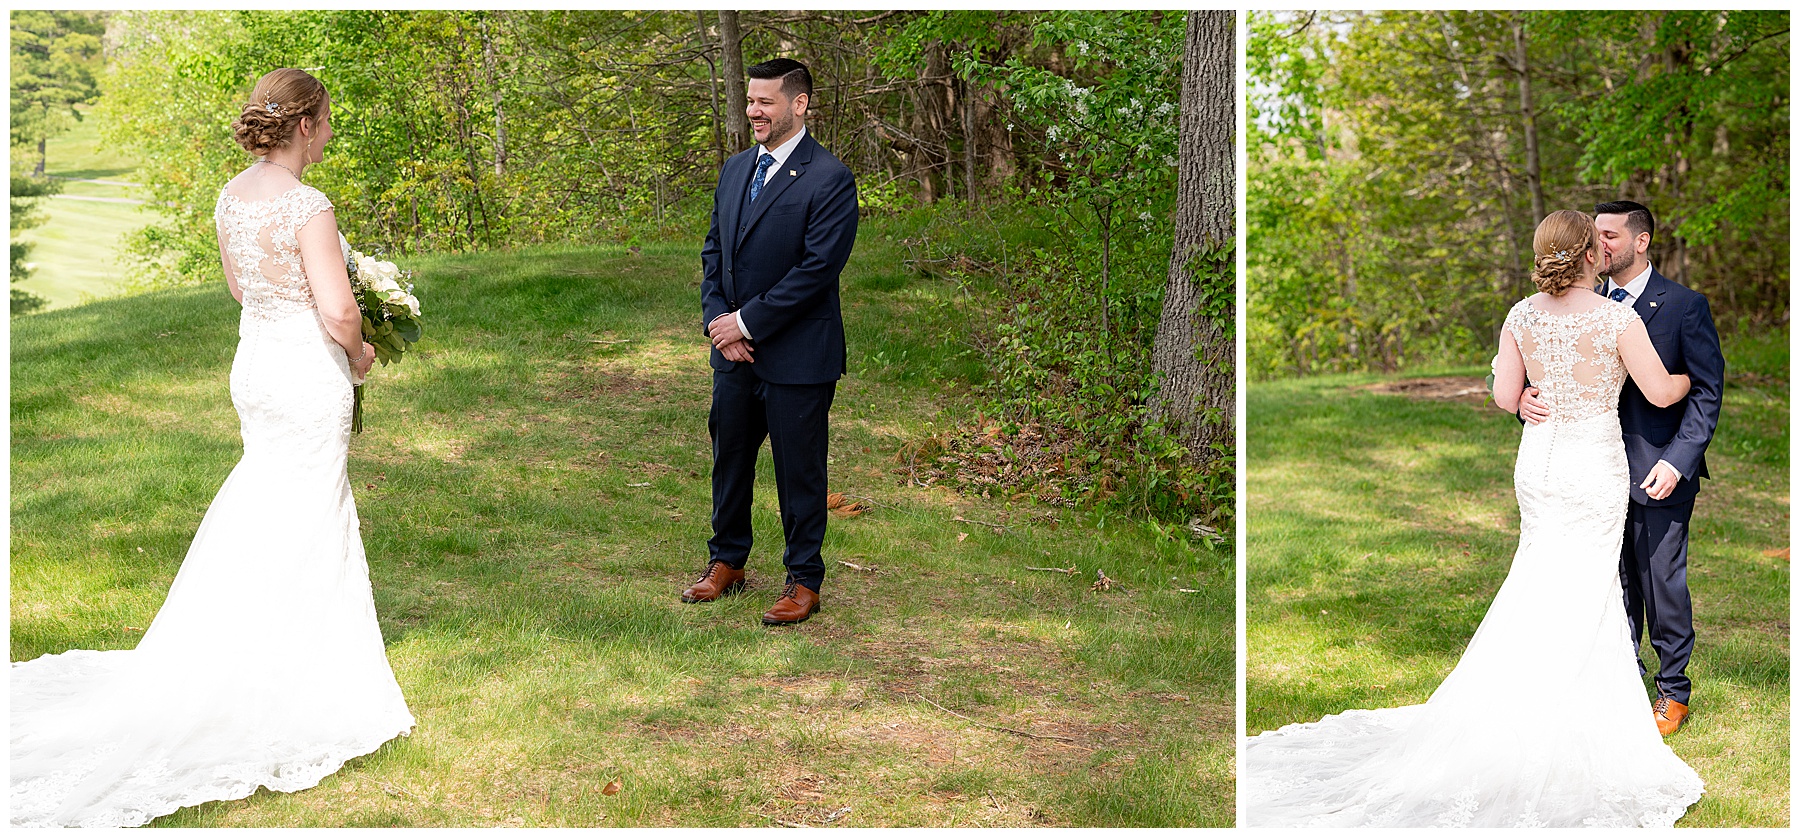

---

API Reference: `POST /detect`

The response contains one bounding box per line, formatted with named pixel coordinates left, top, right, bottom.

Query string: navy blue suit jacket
left=1617, top=268, right=1724, bottom=507
left=700, top=132, right=858, bottom=386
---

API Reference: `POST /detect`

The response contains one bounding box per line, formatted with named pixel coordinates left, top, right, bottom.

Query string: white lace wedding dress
left=1243, top=299, right=1704, bottom=827
left=10, top=184, right=414, bottom=827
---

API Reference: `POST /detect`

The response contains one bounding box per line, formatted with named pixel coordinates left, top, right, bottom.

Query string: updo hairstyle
left=1529, top=209, right=1595, bottom=296
left=231, top=68, right=327, bottom=156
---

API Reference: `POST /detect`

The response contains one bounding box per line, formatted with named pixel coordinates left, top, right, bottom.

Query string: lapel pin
left=1649, top=302, right=1658, bottom=307
left=789, top=170, right=797, bottom=176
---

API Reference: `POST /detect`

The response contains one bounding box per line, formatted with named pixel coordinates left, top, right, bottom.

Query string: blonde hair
left=1530, top=210, right=1595, bottom=296
left=230, top=68, right=328, bottom=156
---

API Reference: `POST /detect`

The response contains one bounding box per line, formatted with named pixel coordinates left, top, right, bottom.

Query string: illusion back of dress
left=1242, top=296, right=1701, bottom=827
left=213, top=184, right=355, bottom=461
left=1505, top=299, right=1635, bottom=423
left=218, top=184, right=330, bottom=321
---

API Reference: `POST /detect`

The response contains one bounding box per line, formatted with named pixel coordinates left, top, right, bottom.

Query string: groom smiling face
left=746, top=77, right=807, bottom=148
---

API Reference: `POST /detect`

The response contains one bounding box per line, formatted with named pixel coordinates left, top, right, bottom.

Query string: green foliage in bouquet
left=346, top=249, right=422, bottom=431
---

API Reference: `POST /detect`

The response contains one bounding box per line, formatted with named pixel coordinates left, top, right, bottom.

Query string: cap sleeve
left=1612, top=300, right=1642, bottom=340
left=1502, top=299, right=1532, bottom=343
left=289, top=184, right=335, bottom=227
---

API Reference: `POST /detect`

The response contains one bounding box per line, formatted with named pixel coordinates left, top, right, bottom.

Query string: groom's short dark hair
left=1595, top=200, right=1654, bottom=247
left=747, top=58, right=813, bottom=102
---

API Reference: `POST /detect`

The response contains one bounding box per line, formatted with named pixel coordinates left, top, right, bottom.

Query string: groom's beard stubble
left=1603, top=250, right=1636, bottom=282
left=764, top=111, right=796, bottom=147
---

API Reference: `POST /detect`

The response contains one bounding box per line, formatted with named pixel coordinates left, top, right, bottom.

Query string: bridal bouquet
left=346, top=248, right=424, bottom=433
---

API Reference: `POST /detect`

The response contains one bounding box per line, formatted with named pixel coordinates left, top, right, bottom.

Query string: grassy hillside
left=11, top=225, right=1233, bottom=826
left=12, top=107, right=148, bottom=311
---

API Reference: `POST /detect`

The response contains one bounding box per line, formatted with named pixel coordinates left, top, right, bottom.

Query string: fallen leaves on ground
left=826, top=492, right=869, bottom=517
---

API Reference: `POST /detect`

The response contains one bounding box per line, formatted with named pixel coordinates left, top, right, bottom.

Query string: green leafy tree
left=1247, top=10, right=1787, bottom=379
left=11, top=11, right=106, bottom=176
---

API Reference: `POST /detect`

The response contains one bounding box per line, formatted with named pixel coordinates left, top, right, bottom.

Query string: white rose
left=384, top=289, right=410, bottom=313
left=356, top=255, right=380, bottom=281
left=403, top=294, right=421, bottom=318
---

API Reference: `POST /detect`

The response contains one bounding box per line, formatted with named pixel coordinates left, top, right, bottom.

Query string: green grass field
left=1245, top=331, right=1790, bottom=827
left=11, top=227, right=1233, bottom=826
left=13, top=107, right=148, bottom=311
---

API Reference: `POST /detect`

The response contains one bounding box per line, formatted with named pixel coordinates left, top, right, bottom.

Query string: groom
left=1520, top=200, right=1724, bottom=735
left=684, top=58, right=858, bottom=626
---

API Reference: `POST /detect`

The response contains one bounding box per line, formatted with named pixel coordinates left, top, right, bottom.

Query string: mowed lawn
left=1244, top=331, right=1790, bottom=827
left=11, top=225, right=1233, bottom=826
left=12, top=107, right=149, bottom=311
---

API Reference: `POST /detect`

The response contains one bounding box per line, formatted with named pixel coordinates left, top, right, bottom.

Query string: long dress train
left=1243, top=300, right=1703, bottom=827
left=11, top=184, right=413, bottom=827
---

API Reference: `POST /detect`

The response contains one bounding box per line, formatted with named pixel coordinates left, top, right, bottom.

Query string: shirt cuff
left=734, top=311, right=753, bottom=341
left=1655, top=459, right=1683, bottom=482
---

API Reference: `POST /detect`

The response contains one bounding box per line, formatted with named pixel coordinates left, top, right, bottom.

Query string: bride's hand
left=351, top=342, right=376, bottom=380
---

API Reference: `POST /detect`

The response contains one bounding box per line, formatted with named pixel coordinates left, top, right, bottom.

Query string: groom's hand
left=708, top=312, right=745, bottom=348
left=1518, top=387, right=1550, bottom=425
left=1640, top=461, right=1681, bottom=500
left=707, top=313, right=754, bottom=362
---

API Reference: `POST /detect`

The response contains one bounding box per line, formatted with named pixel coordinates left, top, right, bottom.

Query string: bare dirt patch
left=546, top=368, right=652, bottom=402
left=1356, top=376, right=1491, bottom=405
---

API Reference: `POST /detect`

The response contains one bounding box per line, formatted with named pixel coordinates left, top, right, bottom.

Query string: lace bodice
left=1501, top=299, right=1640, bottom=423
left=213, top=184, right=336, bottom=321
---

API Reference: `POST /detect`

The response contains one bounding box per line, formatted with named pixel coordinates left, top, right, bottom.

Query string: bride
left=11, top=69, right=413, bottom=827
left=1242, top=210, right=1705, bottom=827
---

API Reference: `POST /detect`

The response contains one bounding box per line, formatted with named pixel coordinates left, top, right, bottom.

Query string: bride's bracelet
left=346, top=344, right=366, bottom=363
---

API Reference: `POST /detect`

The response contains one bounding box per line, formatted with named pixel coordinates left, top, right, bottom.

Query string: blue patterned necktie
left=749, top=153, right=775, bottom=202
left=1610, top=287, right=1630, bottom=303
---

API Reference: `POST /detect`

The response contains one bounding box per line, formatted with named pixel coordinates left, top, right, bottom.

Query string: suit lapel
left=736, top=133, right=814, bottom=251
left=719, top=150, right=753, bottom=300
left=1635, top=269, right=1671, bottom=328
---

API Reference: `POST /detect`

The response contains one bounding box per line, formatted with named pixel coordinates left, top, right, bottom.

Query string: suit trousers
left=1620, top=498, right=1696, bottom=705
left=707, top=365, right=835, bottom=592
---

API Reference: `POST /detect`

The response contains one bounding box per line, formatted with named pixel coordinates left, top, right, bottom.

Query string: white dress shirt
left=732, top=127, right=808, bottom=341
left=1608, top=261, right=1684, bottom=482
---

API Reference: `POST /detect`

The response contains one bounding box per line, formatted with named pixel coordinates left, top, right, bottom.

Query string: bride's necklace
left=260, top=158, right=301, bottom=181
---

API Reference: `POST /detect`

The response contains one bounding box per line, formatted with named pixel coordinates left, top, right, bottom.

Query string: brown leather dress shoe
left=681, top=561, right=745, bottom=603
left=1653, top=696, right=1689, bottom=736
left=761, top=581, right=820, bottom=626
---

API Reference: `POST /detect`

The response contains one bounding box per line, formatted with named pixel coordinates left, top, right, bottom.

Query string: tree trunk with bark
left=1514, top=14, right=1545, bottom=225
left=1148, top=10, right=1234, bottom=470
left=697, top=12, right=724, bottom=166
left=480, top=16, right=508, bottom=175
left=718, top=11, right=750, bottom=153
left=908, top=41, right=955, bottom=202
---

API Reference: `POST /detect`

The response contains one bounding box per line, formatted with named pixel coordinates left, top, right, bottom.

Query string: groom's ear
left=792, top=92, right=809, bottom=117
